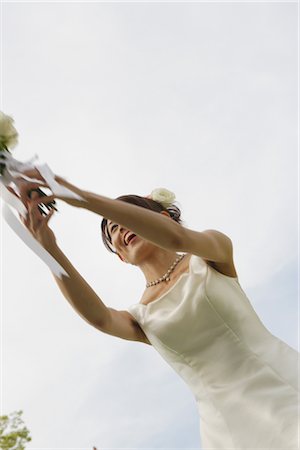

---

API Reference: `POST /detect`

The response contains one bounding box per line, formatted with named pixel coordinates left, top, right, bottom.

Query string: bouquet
left=0, top=111, right=18, bottom=175
left=0, top=111, right=57, bottom=215
left=0, top=111, right=86, bottom=278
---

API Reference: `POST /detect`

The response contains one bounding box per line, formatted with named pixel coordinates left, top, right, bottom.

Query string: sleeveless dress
left=126, top=254, right=299, bottom=449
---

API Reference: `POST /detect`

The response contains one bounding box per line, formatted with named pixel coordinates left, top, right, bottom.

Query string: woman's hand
left=13, top=177, right=54, bottom=208
left=13, top=168, right=86, bottom=210
left=21, top=168, right=66, bottom=185
left=7, top=185, right=57, bottom=250
left=20, top=168, right=87, bottom=208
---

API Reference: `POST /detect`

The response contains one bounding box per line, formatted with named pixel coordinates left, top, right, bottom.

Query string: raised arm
left=9, top=183, right=150, bottom=345
left=55, top=176, right=182, bottom=252
left=19, top=171, right=182, bottom=252
left=55, top=178, right=232, bottom=263
left=22, top=170, right=232, bottom=263
left=46, top=243, right=151, bottom=345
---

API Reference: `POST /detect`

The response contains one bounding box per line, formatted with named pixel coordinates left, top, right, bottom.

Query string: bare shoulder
left=204, top=258, right=238, bottom=278
left=179, top=228, right=234, bottom=265
left=98, top=308, right=152, bottom=345
left=178, top=227, right=238, bottom=278
left=202, top=233, right=238, bottom=278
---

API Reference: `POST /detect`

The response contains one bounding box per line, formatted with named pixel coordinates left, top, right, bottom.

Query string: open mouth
left=128, top=235, right=137, bottom=244
left=124, top=232, right=137, bottom=246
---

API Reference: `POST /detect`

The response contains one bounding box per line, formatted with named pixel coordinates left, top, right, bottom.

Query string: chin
left=128, top=243, right=156, bottom=265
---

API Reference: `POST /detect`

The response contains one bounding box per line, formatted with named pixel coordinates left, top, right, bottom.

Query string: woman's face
left=107, top=214, right=171, bottom=264
left=106, top=221, right=148, bottom=264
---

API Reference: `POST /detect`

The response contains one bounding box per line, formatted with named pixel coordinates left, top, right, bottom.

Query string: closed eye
left=111, top=224, right=118, bottom=233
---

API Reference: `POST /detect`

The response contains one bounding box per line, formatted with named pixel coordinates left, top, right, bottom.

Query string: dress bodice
left=126, top=254, right=299, bottom=449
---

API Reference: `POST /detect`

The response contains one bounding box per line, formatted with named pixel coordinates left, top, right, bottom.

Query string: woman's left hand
left=10, top=179, right=84, bottom=215
left=18, top=169, right=87, bottom=208
left=13, top=177, right=52, bottom=207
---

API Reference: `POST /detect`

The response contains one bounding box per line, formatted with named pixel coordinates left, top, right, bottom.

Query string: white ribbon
left=0, top=153, right=87, bottom=279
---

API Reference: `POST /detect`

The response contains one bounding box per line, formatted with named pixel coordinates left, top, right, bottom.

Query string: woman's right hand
left=25, top=190, right=57, bottom=249
left=8, top=185, right=57, bottom=250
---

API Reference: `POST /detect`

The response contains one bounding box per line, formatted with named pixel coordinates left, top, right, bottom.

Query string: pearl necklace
left=146, top=253, right=186, bottom=288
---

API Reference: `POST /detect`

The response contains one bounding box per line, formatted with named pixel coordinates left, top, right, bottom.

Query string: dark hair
left=101, top=194, right=182, bottom=254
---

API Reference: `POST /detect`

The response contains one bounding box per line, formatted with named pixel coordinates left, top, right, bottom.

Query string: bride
left=9, top=171, right=299, bottom=449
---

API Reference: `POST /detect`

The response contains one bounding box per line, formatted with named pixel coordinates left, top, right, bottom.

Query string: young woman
left=11, top=172, right=299, bottom=449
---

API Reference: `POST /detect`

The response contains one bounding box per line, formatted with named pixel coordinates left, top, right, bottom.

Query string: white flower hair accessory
left=149, top=187, right=176, bottom=208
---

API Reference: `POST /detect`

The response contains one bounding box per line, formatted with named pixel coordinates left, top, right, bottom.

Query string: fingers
left=29, top=190, right=40, bottom=200
left=21, top=169, right=46, bottom=182
left=20, top=191, right=54, bottom=233
left=27, top=192, right=41, bottom=231
left=6, top=184, right=55, bottom=223
left=19, top=212, right=29, bottom=228
left=29, top=193, right=56, bottom=208
left=16, top=180, right=52, bottom=206
left=15, top=176, right=48, bottom=189
left=44, top=209, right=54, bottom=225
left=16, top=187, right=56, bottom=237
left=6, top=186, right=19, bottom=198
left=6, top=184, right=46, bottom=205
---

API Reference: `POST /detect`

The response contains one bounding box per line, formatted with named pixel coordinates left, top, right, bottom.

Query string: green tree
left=0, top=411, right=31, bottom=450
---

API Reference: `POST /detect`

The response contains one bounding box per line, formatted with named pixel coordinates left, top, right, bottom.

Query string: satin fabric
left=126, top=255, right=299, bottom=449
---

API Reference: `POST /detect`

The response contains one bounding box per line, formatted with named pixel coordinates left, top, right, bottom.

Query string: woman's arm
left=36, top=176, right=184, bottom=252
left=46, top=243, right=110, bottom=327
left=54, top=177, right=232, bottom=263
left=42, top=243, right=151, bottom=344
left=10, top=184, right=149, bottom=343
left=19, top=172, right=182, bottom=251
left=84, top=191, right=183, bottom=251
left=24, top=173, right=232, bottom=263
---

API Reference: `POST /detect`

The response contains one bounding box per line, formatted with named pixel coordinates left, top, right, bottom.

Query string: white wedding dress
left=126, top=254, right=299, bottom=449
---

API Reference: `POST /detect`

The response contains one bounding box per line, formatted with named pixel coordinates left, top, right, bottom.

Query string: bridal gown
left=126, top=254, right=299, bottom=449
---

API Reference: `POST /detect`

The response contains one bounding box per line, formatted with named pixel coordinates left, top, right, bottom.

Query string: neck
left=138, top=248, right=182, bottom=283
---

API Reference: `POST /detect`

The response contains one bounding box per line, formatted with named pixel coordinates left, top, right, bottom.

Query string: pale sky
left=1, top=1, right=298, bottom=449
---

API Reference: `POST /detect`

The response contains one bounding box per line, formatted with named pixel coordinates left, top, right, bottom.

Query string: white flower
left=0, top=111, right=18, bottom=150
left=150, top=187, right=176, bottom=207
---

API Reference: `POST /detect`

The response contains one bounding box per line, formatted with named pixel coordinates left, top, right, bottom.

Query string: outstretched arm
left=8, top=186, right=150, bottom=344
left=46, top=242, right=150, bottom=345
left=29, top=174, right=184, bottom=253
left=56, top=178, right=233, bottom=263
left=22, top=172, right=233, bottom=263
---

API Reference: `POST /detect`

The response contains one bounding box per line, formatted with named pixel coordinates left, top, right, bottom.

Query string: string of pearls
left=146, top=253, right=186, bottom=288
